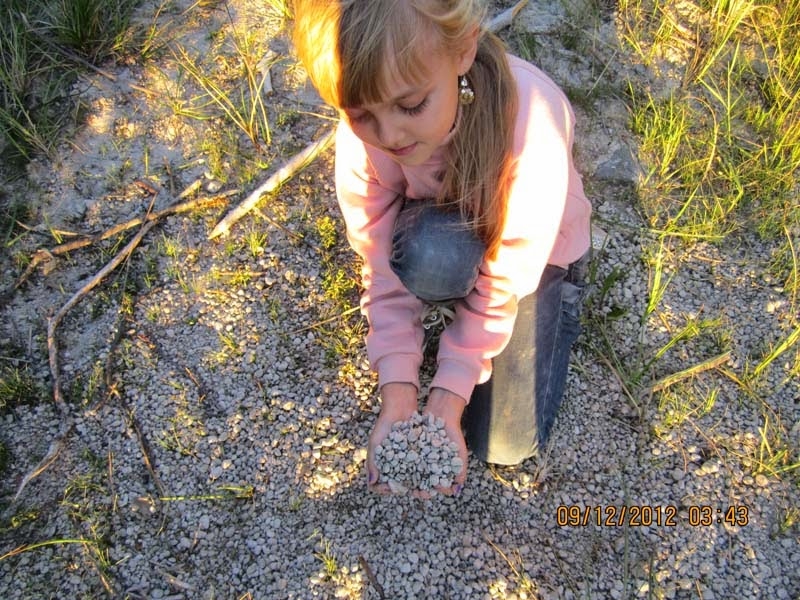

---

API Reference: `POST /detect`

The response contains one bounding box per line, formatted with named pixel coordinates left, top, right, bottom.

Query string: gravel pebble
left=375, top=412, right=461, bottom=493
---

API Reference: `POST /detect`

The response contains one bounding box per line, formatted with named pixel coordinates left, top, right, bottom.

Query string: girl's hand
left=366, top=382, right=418, bottom=494
left=422, top=387, right=468, bottom=497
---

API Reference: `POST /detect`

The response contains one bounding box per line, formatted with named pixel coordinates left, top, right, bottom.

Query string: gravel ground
left=1, top=0, right=798, bottom=598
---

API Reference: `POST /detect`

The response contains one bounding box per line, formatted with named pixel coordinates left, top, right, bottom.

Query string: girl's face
left=340, top=41, right=476, bottom=166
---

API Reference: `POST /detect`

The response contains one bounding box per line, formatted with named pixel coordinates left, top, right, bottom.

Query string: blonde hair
left=293, top=0, right=517, bottom=259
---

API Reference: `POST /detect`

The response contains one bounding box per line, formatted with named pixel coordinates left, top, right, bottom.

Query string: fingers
left=365, top=386, right=469, bottom=498
left=433, top=478, right=464, bottom=497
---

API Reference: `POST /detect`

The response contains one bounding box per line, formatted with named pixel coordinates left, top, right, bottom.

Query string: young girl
left=293, top=0, right=592, bottom=496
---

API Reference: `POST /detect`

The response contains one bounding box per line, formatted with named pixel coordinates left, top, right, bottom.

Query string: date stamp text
left=556, top=504, right=750, bottom=527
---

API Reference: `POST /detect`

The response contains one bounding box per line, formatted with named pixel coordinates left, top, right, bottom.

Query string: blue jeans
left=390, top=198, right=588, bottom=465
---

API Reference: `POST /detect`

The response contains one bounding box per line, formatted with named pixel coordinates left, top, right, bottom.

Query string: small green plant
left=56, top=452, right=118, bottom=575
left=158, top=234, right=184, bottom=259
left=775, top=506, right=799, bottom=536
left=313, top=537, right=339, bottom=579
left=321, top=317, right=364, bottom=368
left=245, top=229, right=268, bottom=258
left=315, top=215, right=338, bottom=250
left=513, top=31, right=540, bottom=63
left=321, top=267, right=357, bottom=305
left=205, top=331, right=243, bottom=366
left=227, top=268, right=253, bottom=287
left=157, top=424, right=189, bottom=456
left=218, top=242, right=237, bottom=263
left=1, top=198, right=32, bottom=250
left=157, top=416, right=202, bottom=457
left=165, top=263, right=190, bottom=293
left=266, top=297, right=283, bottom=323
left=145, top=304, right=162, bottom=322
left=0, top=363, right=41, bottom=413
left=276, top=108, right=301, bottom=129
left=218, top=331, right=240, bottom=355
left=751, top=413, right=800, bottom=479
left=0, top=508, right=39, bottom=533
left=656, top=384, right=718, bottom=431
left=72, top=360, right=106, bottom=406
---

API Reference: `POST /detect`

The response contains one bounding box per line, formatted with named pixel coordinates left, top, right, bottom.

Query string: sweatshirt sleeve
left=431, top=61, right=589, bottom=401
left=334, top=122, right=426, bottom=391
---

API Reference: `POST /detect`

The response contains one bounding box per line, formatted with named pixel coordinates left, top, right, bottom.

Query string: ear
left=456, top=25, right=480, bottom=75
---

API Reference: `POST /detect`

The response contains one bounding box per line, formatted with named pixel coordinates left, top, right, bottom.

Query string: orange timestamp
left=556, top=504, right=750, bottom=527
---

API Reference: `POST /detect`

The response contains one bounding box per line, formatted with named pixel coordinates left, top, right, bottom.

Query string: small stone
left=387, top=479, right=409, bottom=495
left=373, top=411, right=459, bottom=495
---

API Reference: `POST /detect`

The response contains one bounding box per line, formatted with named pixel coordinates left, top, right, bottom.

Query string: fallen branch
left=47, top=220, right=157, bottom=407
left=7, top=189, right=234, bottom=299
left=117, top=392, right=167, bottom=498
left=486, top=0, right=529, bottom=32
left=649, top=351, right=733, bottom=393
left=209, top=129, right=335, bottom=240
left=9, top=216, right=158, bottom=504
left=288, top=305, right=361, bottom=335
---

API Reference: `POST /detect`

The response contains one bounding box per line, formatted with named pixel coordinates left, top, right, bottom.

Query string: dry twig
left=46, top=220, right=157, bottom=408
left=649, top=351, right=733, bottom=393
left=486, top=0, right=529, bottom=32
left=8, top=196, right=168, bottom=504
left=209, top=129, right=336, bottom=240
left=7, top=190, right=233, bottom=298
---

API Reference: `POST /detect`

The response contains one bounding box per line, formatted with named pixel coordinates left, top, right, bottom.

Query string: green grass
left=45, top=0, right=141, bottom=61
left=0, top=0, right=144, bottom=162
left=621, top=0, right=799, bottom=257
left=265, top=0, right=292, bottom=20
left=0, top=4, right=67, bottom=160
left=311, top=214, right=364, bottom=368
left=609, top=0, right=800, bottom=490
left=0, top=362, right=43, bottom=414
left=171, top=3, right=273, bottom=154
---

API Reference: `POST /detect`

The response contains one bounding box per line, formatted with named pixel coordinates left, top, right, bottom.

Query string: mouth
left=387, top=143, right=417, bottom=157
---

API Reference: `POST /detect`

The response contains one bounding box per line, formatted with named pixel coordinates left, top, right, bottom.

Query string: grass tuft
left=0, top=0, right=148, bottom=162
left=44, top=0, right=141, bottom=61
left=0, top=363, right=42, bottom=414
left=620, top=0, right=799, bottom=293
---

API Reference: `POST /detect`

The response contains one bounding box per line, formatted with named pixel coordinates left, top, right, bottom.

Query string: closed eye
left=400, top=97, right=429, bottom=116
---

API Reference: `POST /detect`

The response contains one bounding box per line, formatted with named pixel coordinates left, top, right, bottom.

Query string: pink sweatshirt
left=334, top=54, right=592, bottom=401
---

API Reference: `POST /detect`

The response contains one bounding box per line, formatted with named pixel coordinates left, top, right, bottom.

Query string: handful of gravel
left=374, top=412, right=463, bottom=495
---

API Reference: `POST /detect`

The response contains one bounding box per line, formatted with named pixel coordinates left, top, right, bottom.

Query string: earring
left=459, top=75, right=474, bottom=105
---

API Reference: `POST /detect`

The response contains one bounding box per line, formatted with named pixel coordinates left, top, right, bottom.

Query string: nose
left=375, top=115, right=404, bottom=149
